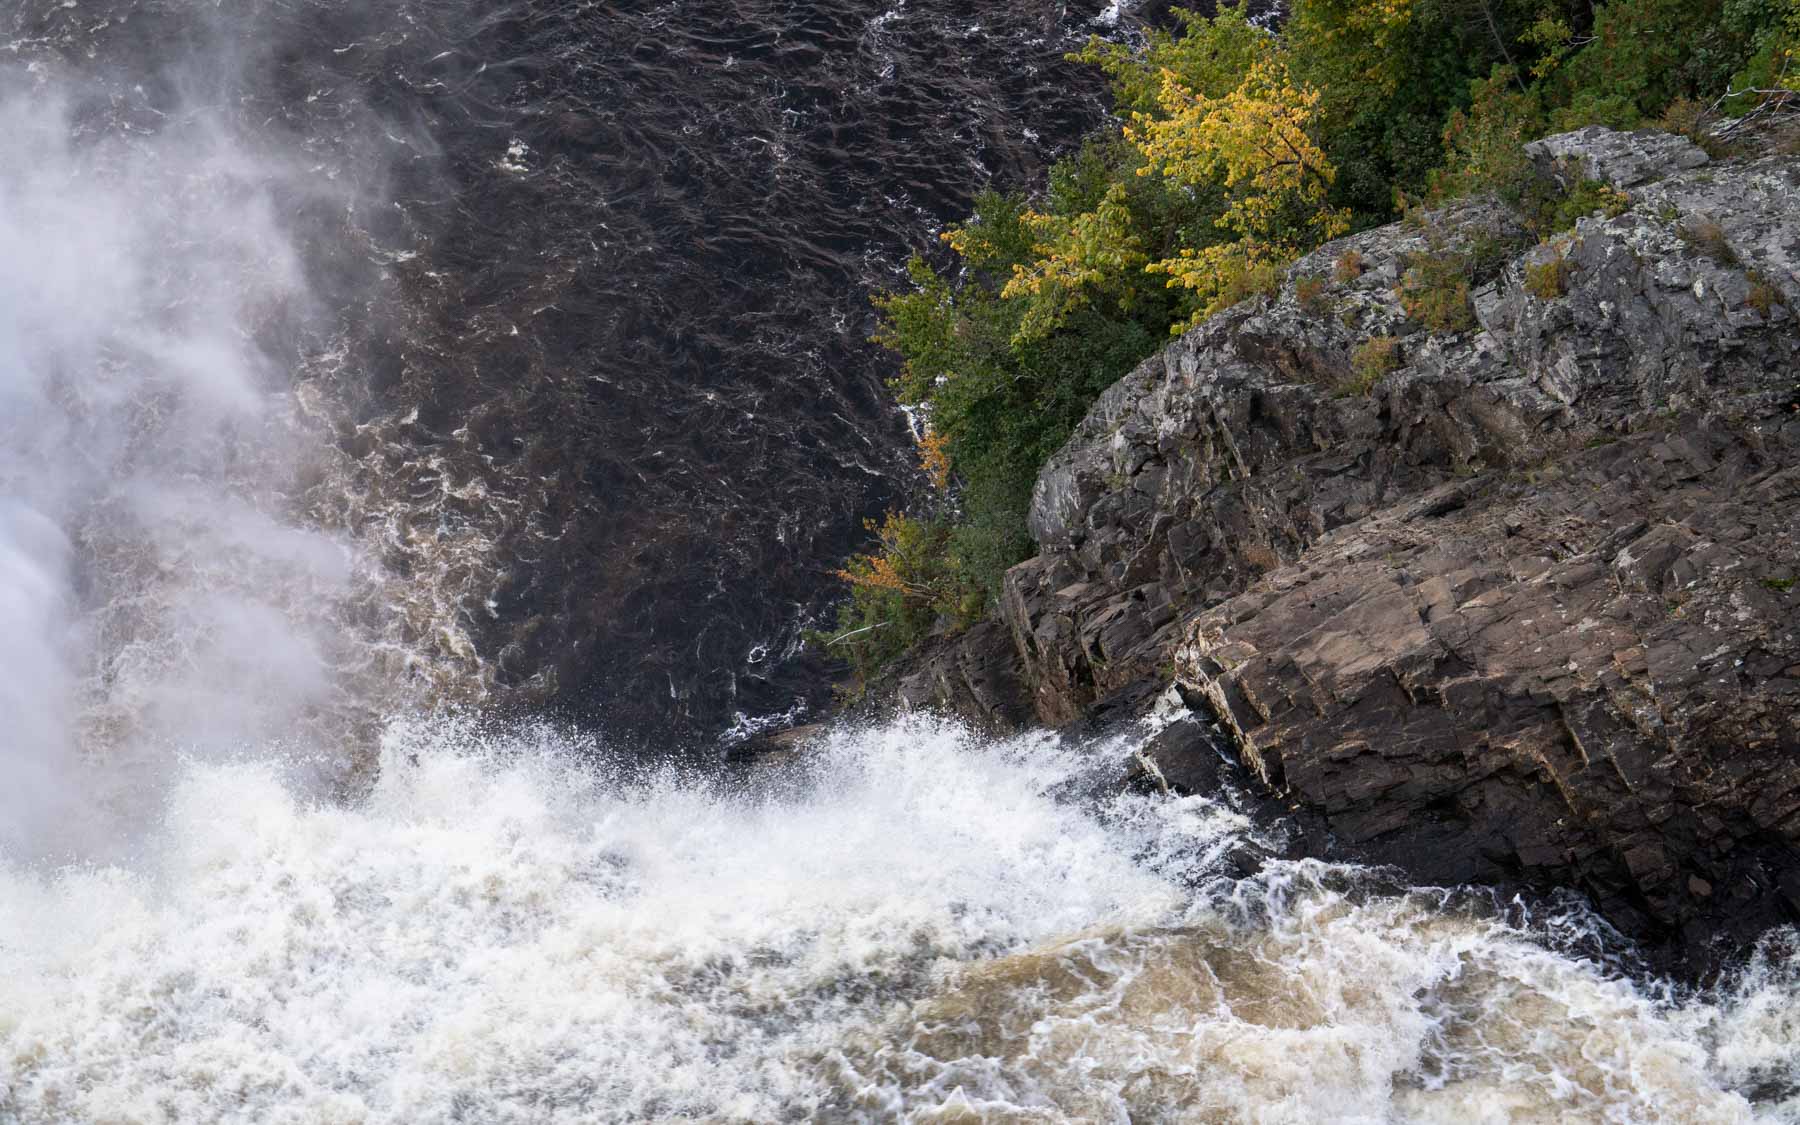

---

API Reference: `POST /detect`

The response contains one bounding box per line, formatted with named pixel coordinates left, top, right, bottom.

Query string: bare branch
left=825, top=622, right=890, bottom=647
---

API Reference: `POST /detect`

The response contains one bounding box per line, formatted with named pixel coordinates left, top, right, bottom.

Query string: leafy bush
left=1524, top=249, right=1572, bottom=298
left=1724, top=0, right=1800, bottom=105
left=1296, top=273, right=1332, bottom=313
left=812, top=512, right=963, bottom=688
left=1656, top=96, right=1730, bottom=156
left=1334, top=248, right=1366, bottom=282
left=1349, top=334, right=1401, bottom=393
left=1213, top=259, right=1285, bottom=311
left=1397, top=249, right=1478, bottom=332
left=1551, top=179, right=1632, bottom=230
left=1433, top=67, right=1547, bottom=204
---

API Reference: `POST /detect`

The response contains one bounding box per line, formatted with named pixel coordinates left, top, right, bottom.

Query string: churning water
left=4, top=716, right=1798, bottom=1122
left=3, top=0, right=1799, bottom=1120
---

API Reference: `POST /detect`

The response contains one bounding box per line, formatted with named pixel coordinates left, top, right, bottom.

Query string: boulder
left=1523, top=125, right=1710, bottom=189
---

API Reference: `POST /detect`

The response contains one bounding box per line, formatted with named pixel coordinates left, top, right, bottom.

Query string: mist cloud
left=0, top=60, right=373, bottom=858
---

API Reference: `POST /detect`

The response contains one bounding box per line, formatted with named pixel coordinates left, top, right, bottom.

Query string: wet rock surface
left=892, top=619, right=1036, bottom=736
left=889, top=127, right=1800, bottom=971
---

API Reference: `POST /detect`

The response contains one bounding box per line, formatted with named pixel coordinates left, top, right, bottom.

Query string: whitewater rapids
left=3, top=714, right=1795, bottom=1123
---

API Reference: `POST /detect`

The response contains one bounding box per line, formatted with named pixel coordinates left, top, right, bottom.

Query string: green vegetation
left=1296, top=274, right=1333, bottom=314
left=1349, top=335, right=1402, bottom=393
left=1525, top=248, right=1573, bottom=299
left=1747, top=270, right=1786, bottom=315
left=1549, top=179, right=1632, bottom=229
left=821, top=0, right=1800, bottom=690
left=1396, top=248, right=1479, bottom=332
left=810, top=512, right=964, bottom=686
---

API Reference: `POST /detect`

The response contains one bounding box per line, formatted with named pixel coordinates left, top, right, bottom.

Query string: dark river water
left=9, top=0, right=1130, bottom=749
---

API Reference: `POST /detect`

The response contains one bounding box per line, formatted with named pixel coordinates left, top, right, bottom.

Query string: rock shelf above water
left=888, top=126, right=1800, bottom=971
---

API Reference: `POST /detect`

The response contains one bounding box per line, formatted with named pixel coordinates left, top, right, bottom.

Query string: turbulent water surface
left=5, top=718, right=1799, bottom=1122
left=2, top=0, right=1799, bottom=1121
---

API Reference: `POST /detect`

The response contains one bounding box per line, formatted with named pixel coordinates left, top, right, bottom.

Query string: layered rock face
left=894, top=127, right=1800, bottom=965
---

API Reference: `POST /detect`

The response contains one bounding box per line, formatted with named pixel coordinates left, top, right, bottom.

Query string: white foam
left=2, top=713, right=1793, bottom=1123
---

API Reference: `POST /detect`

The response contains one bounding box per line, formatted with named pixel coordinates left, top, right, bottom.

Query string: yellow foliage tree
left=1130, top=49, right=1351, bottom=331
left=994, top=182, right=1146, bottom=344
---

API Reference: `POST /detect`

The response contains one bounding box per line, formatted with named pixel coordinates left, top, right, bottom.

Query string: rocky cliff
left=890, top=126, right=1800, bottom=970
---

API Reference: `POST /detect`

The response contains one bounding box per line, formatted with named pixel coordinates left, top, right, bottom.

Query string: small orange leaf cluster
left=833, top=511, right=949, bottom=601
left=834, top=553, right=917, bottom=596
left=918, top=428, right=953, bottom=491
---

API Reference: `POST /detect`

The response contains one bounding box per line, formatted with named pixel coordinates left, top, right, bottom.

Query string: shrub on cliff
left=1397, top=249, right=1478, bottom=333
left=822, top=0, right=1800, bottom=689
left=809, top=510, right=965, bottom=687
